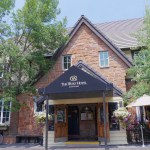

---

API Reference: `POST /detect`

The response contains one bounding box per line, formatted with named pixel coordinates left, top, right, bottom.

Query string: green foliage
left=0, top=0, right=15, bottom=41
left=0, top=0, right=67, bottom=111
left=0, top=0, right=15, bottom=19
left=124, top=5, right=150, bottom=103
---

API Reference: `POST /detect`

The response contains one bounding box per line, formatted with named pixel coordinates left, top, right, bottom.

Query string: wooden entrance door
left=55, top=105, right=68, bottom=141
left=97, top=103, right=109, bottom=141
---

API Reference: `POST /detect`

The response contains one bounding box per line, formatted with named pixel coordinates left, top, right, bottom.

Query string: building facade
left=1, top=16, right=143, bottom=145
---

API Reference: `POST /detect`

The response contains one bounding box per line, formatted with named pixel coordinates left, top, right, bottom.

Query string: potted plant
left=0, top=122, right=9, bottom=130
left=113, top=107, right=129, bottom=129
left=34, top=111, right=52, bottom=127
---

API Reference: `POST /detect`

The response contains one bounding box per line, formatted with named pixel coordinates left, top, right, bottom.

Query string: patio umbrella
left=131, top=94, right=150, bottom=147
left=132, top=94, right=150, bottom=107
left=126, top=102, right=135, bottom=108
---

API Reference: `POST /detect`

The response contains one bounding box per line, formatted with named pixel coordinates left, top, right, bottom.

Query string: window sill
left=100, top=66, right=109, bottom=69
left=62, top=69, right=69, bottom=72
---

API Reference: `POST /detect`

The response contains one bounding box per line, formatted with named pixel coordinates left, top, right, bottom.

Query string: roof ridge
left=95, top=17, right=144, bottom=26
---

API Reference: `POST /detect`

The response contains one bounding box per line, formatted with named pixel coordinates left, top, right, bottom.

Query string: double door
left=54, top=103, right=109, bottom=141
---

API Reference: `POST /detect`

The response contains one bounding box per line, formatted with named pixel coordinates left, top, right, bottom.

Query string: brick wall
left=17, top=94, right=42, bottom=136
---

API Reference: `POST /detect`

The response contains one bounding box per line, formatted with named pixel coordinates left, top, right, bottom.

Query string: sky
left=15, top=0, right=148, bottom=27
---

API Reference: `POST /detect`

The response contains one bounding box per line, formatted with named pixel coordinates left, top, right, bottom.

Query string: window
left=99, top=51, right=109, bottom=67
left=34, top=101, right=43, bottom=113
left=0, top=64, right=3, bottom=78
left=131, top=50, right=140, bottom=59
left=0, top=100, right=11, bottom=124
left=62, top=55, right=71, bottom=70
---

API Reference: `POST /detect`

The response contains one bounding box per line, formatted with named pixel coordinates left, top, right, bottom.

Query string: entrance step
left=65, top=141, right=99, bottom=145
left=101, top=130, right=128, bottom=145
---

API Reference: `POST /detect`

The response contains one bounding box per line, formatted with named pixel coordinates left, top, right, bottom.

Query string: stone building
left=0, top=16, right=143, bottom=145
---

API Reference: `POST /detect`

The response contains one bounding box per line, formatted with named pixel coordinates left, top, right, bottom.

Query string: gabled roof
left=53, top=15, right=132, bottom=67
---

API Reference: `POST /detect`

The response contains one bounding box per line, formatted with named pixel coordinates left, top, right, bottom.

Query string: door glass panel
left=57, top=109, right=65, bottom=123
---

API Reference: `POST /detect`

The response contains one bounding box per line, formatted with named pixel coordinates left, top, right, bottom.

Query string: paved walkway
left=0, top=144, right=150, bottom=150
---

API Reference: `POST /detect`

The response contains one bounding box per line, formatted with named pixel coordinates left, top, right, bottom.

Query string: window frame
left=131, top=50, right=140, bottom=59
left=62, top=55, right=72, bottom=71
left=0, top=100, right=11, bottom=125
left=99, top=51, right=109, bottom=68
left=0, top=64, right=4, bottom=78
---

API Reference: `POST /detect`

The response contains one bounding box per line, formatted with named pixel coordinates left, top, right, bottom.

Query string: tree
left=0, top=0, right=15, bottom=41
left=124, top=5, right=150, bottom=103
left=0, top=0, right=15, bottom=19
left=0, top=0, right=67, bottom=111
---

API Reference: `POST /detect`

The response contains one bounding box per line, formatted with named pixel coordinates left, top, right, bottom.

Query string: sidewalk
left=0, top=144, right=150, bottom=150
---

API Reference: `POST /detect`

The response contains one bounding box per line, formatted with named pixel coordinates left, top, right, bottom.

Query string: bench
left=16, top=135, right=43, bottom=145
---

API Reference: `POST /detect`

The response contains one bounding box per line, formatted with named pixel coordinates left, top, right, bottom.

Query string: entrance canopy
left=39, top=65, right=113, bottom=100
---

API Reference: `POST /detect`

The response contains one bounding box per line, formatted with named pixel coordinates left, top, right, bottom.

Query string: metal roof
left=68, top=18, right=143, bottom=49
left=95, top=18, right=143, bottom=49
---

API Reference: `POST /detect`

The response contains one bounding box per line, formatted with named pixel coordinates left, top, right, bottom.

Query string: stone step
left=109, top=130, right=126, bottom=134
left=108, top=130, right=127, bottom=145
left=110, top=136, right=127, bottom=141
left=43, top=142, right=65, bottom=147
left=101, top=140, right=128, bottom=145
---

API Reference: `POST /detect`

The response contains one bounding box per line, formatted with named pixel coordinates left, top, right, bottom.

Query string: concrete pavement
left=0, top=144, right=150, bottom=150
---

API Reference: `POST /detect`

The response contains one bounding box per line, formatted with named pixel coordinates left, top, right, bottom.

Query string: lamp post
left=103, top=91, right=108, bottom=150
left=45, top=96, right=49, bottom=150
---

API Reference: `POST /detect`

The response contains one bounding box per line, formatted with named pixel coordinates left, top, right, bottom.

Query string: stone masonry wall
left=35, top=24, right=128, bottom=92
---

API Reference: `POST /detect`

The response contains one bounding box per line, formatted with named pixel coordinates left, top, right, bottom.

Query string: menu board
left=81, top=112, right=93, bottom=120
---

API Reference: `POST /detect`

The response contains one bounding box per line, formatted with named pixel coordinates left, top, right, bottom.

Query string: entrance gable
left=39, top=65, right=113, bottom=99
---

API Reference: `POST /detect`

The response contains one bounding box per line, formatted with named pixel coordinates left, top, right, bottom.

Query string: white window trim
left=0, top=64, right=4, bottom=78
left=0, top=100, right=11, bottom=125
left=99, top=51, right=109, bottom=68
left=62, top=55, right=72, bottom=71
left=0, top=73, right=3, bottom=78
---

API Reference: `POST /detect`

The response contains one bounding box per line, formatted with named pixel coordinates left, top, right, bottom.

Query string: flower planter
left=0, top=126, right=8, bottom=130
left=119, top=121, right=126, bottom=130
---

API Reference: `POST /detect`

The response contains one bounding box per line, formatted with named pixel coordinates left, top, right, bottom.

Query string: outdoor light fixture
left=82, top=106, right=92, bottom=113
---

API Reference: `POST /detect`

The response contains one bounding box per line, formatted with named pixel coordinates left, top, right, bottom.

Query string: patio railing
left=126, top=123, right=150, bottom=144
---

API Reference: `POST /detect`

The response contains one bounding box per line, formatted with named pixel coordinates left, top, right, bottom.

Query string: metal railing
left=126, top=123, right=150, bottom=144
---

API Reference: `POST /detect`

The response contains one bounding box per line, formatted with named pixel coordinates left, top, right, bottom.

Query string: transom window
left=62, top=55, right=71, bottom=70
left=0, top=100, right=11, bottom=124
left=99, top=51, right=109, bottom=67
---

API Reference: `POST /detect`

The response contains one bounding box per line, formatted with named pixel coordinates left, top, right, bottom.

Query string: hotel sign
left=61, top=75, right=87, bottom=88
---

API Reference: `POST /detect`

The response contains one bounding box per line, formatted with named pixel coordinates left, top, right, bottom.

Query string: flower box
left=0, top=126, right=8, bottom=130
